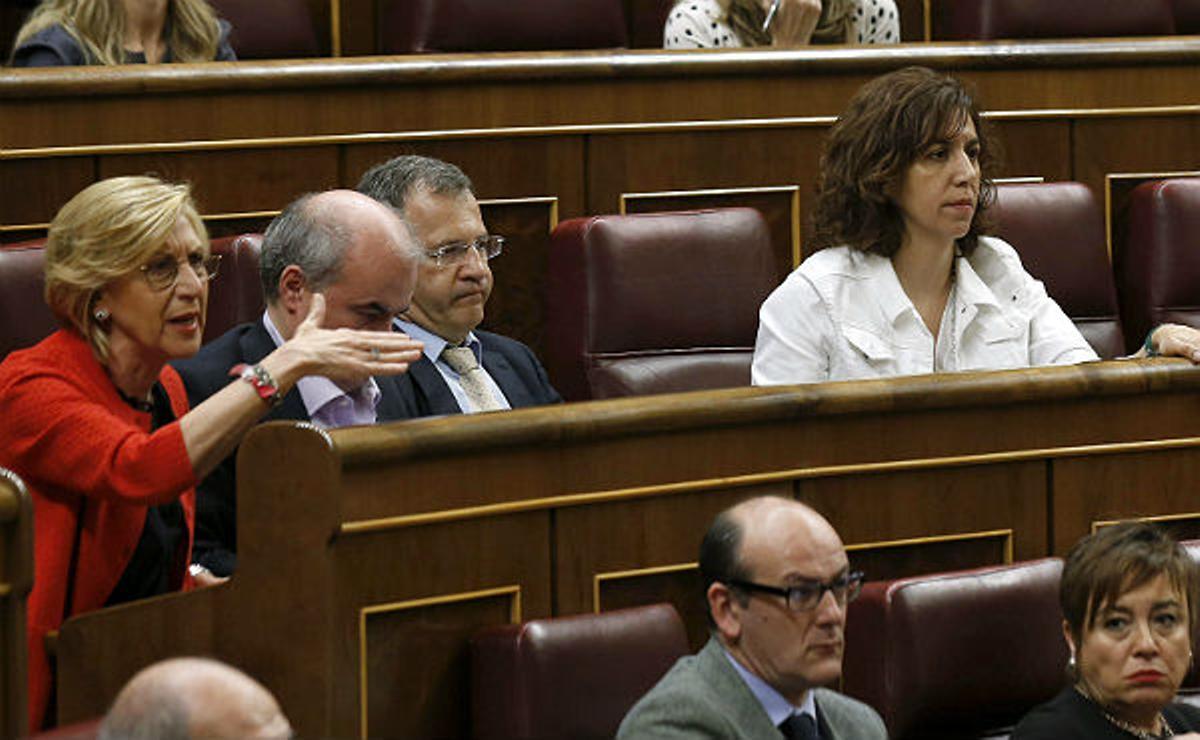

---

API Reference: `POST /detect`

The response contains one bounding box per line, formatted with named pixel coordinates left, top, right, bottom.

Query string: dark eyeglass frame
left=426, top=235, right=505, bottom=269
left=728, top=570, right=865, bottom=612
left=140, top=253, right=222, bottom=291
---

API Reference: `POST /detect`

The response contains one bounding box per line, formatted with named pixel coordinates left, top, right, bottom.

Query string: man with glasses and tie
left=619, top=496, right=886, bottom=739
left=357, top=155, right=562, bottom=416
left=173, top=189, right=424, bottom=577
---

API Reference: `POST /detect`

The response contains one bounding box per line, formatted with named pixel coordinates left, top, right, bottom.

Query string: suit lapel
left=407, top=355, right=462, bottom=415
left=695, top=638, right=785, bottom=738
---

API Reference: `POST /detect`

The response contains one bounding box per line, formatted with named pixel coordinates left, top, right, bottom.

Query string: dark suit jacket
left=171, top=320, right=412, bottom=576
left=393, top=328, right=562, bottom=416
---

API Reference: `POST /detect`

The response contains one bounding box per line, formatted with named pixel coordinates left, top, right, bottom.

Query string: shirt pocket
left=965, top=313, right=1029, bottom=370
left=841, top=324, right=899, bottom=376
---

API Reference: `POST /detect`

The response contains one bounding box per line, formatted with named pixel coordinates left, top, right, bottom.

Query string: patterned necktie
left=779, top=712, right=819, bottom=740
left=440, top=346, right=504, bottom=412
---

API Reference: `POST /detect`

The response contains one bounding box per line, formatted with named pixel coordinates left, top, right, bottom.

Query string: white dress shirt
left=752, top=237, right=1099, bottom=385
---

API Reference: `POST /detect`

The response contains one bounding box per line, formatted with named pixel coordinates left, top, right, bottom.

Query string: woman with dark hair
left=11, top=0, right=234, bottom=67
left=752, top=66, right=1200, bottom=384
left=1013, top=522, right=1200, bottom=738
left=664, top=0, right=899, bottom=49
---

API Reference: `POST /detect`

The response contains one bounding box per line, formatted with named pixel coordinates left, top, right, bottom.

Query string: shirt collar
left=721, top=645, right=817, bottom=727
left=394, top=318, right=482, bottom=366
left=261, top=311, right=381, bottom=418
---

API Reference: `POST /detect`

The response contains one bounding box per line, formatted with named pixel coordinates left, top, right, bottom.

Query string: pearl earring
left=93, top=308, right=110, bottom=323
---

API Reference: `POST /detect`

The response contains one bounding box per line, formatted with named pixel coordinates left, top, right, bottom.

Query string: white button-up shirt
left=752, top=237, right=1099, bottom=385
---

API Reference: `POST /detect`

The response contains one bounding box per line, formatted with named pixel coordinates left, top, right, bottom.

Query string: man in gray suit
left=618, top=496, right=887, bottom=739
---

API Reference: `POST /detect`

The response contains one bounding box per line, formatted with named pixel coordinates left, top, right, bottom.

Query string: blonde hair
left=717, top=0, right=854, bottom=46
left=13, top=0, right=223, bottom=65
left=44, top=176, right=208, bottom=363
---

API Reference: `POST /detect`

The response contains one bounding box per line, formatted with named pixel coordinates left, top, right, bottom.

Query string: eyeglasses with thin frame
left=728, top=570, right=865, bottom=612
left=426, top=235, right=504, bottom=269
left=140, top=253, right=221, bottom=291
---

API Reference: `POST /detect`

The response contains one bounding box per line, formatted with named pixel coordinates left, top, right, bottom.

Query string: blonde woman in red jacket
left=0, top=176, right=423, bottom=730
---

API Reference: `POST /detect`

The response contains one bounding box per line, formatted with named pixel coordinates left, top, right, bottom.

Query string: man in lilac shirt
left=618, top=496, right=887, bottom=739
left=174, top=190, right=422, bottom=577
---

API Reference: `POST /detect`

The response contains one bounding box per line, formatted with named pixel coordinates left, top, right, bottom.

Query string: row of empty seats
left=1, top=179, right=1197, bottom=402
left=468, top=544, right=1200, bottom=740
left=6, top=0, right=1200, bottom=62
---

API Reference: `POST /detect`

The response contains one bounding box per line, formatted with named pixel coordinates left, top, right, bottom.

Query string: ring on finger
left=370, top=346, right=381, bottom=361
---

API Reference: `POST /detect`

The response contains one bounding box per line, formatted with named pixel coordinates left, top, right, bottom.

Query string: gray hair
left=356, top=155, right=474, bottom=214
left=259, top=192, right=351, bottom=302
left=98, top=687, right=189, bottom=740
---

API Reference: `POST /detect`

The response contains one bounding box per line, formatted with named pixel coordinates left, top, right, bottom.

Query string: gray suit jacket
left=618, top=637, right=887, bottom=739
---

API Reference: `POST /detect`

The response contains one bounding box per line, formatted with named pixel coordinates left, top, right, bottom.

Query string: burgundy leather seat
left=208, top=0, right=322, bottom=58
left=843, top=558, right=1067, bottom=740
left=378, top=0, right=628, bottom=54
left=204, top=234, right=265, bottom=344
left=470, top=603, right=689, bottom=740
left=545, top=208, right=779, bottom=401
left=0, top=235, right=264, bottom=361
left=0, top=242, right=58, bottom=361
left=932, top=0, right=1176, bottom=40
left=990, top=181, right=1125, bottom=358
left=1117, top=178, right=1200, bottom=356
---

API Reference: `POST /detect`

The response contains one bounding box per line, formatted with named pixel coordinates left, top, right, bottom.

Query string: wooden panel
left=341, top=137, right=586, bottom=218
left=845, top=530, right=1013, bottom=583
left=478, top=198, right=557, bottom=361
left=798, top=463, right=1046, bottom=564
left=622, top=185, right=799, bottom=272
left=897, top=0, right=925, bottom=41
left=0, top=157, right=94, bottom=235
left=594, top=563, right=709, bottom=649
left=1073, top=114, right=1200, bottom=218
left=1052, top=448, right=1200, bottom=555
left=99, top=146, right=340, bottom=214
left=360, top=588, right=519, bottom=739
left=988, top=119, right=1071, bottom=184
left=588, top=127, right=825, bottom=225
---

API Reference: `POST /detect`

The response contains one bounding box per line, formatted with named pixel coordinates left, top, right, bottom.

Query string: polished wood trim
left=0, top=486, right=17, bottom=523
left=0, top=210, right=282, bottom=235
left=592, top=562, right=697, bottom=613
left=922, top=0, right=932, bottom=41
left=846, top=528, right=1015, bottom=564
left=4, top=106, right=1196, bottom=161
left=338, top=436, right=1200, bottom=535
left=330, top=0, right=342, bottom=57
left=356, top=586, right=521, bottom=740
left=1091, top=511, right=1200, bottom=533
left=5, top=39, right=1200, bottom=98
left=994, top=176, right=1046, bottom=185
left=0, top=585, right=10, bottom=597
left=332, top=360, right=1200, bottom=465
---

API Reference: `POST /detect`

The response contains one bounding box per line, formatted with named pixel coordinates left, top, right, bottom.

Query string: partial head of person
left=357, top=155, right=500, bottom=346
left=699, top=496, right=863, bottom=705
left=99, top=657, right=292, bottom=740
left=44, top=175, right=212, bottom=370
left=812, top=65, right=998, bottom=258
left=1060, top=521, right=1199, bottom=732
left=12, top=0, right=225, bottom=65
left=259, top=189, right=420, bottom=341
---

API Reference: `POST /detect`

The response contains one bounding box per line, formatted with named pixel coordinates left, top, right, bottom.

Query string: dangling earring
left=1067, top=653, right=1076, bottom=670
left=93, top=308, right=111, bottom=323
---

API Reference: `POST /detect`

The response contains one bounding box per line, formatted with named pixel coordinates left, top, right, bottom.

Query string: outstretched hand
left=285, top=294, right=424, bottom=384
left=1147, top=323, right=1200, bottom=364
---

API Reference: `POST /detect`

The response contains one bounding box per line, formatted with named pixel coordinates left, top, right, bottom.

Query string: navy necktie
left=779, top=712, right=819, bottom=740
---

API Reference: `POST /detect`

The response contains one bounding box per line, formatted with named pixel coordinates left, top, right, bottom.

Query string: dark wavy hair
left=812, top=65, right=998, bottom=257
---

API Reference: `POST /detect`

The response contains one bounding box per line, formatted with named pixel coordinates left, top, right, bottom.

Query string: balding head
left=261, top=189, right=420, bottom=340
left=100, top=658, right=292, bottom=740
left=700, top=496, right=854, bottom=704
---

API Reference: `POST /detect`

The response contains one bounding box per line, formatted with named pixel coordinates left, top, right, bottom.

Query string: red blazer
left=0, top=330, right=197, bottom=730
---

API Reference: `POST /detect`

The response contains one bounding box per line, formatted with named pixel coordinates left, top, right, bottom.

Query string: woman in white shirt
left=752, top=66, right=1200, bottom=385
left=664, top=0, right=900, bottom=49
